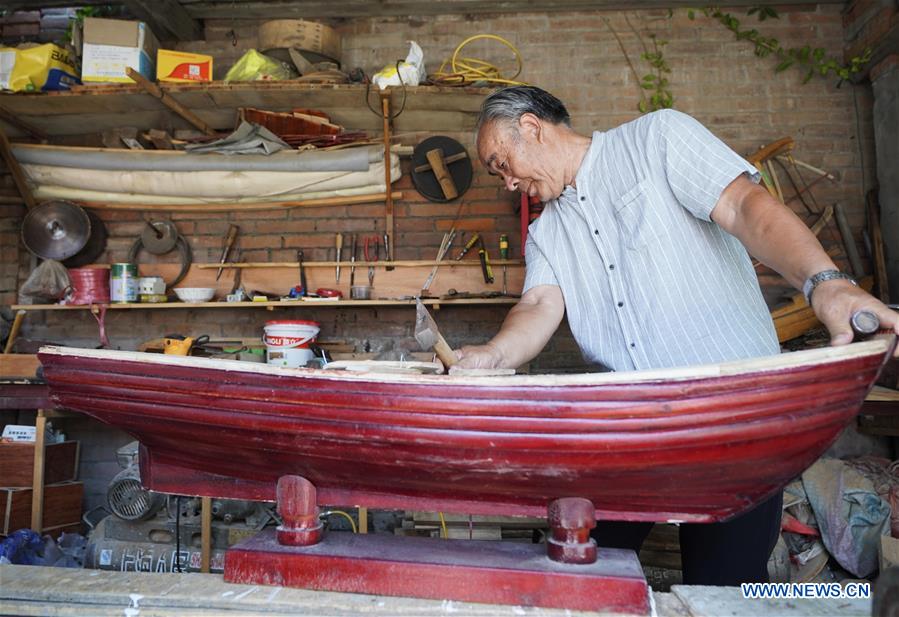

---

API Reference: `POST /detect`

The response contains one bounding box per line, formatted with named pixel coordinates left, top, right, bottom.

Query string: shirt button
left=594, top=229, right=599, bottom=235
left=609, top=264, right=615, bottom=270
left=580, top=196, right=586, bottom=201
left=617, top=301, right=624, bottom=308
left=630, top=343, right=636, bottom=348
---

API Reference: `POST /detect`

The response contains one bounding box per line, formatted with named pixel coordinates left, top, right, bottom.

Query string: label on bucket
left=263, top=320, right=319, bottom=367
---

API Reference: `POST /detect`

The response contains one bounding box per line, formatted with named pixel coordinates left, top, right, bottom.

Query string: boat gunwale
left=37, top=336, right=896, bottom=388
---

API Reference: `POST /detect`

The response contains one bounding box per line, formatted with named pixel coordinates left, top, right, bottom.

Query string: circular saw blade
left=21, top=200, right=91, bottom=260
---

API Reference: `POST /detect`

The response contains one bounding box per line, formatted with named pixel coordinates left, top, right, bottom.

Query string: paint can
left=109, top=263, right=139, bottom=303
left=263, top=320, right=320, bottom=368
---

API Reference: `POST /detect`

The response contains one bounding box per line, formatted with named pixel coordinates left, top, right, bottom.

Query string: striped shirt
left=523, top=109, right=780, bottom=371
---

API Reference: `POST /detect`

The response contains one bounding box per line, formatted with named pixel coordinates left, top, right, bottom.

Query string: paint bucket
left=263, top=320, right=320, bottom=368
left=109, top=263, right=138, bottom=303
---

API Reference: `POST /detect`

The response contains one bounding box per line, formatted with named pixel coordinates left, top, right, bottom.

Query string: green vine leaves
left=697, top=6, right=872, bottom=84
left=608, top=6, right=872, bottom=114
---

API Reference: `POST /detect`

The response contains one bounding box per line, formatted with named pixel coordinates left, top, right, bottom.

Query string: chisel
left=499, top=233, right=509, bottom=295
left=335, top=233, right=343, bottom=283
left=456, top=232, right=480, bottom=261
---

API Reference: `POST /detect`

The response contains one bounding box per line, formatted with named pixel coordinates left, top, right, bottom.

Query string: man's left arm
left=712, top=174, right=899, bottom=345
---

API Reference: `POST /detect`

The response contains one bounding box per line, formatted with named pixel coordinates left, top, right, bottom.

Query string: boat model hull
left=38, top=338, right=895, bottom=523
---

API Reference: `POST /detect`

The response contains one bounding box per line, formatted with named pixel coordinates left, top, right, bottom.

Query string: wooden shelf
left=11, top=297, right=518, bottom=312
left=0, top=83, right=492, bottom=137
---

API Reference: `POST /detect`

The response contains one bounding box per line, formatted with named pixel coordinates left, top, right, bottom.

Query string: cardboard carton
left=157, top=49, right=212, bottom=83
left=81, top=17, right=159, bottom=83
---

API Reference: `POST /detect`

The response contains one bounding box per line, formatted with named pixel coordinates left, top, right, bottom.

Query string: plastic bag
left=18, top=259, right=71, bottom=305
left=0, top=43, right=79, bottom=92
left=224, top=49, right=295, bottom=82
left=372, top=41, right=424, bottom=89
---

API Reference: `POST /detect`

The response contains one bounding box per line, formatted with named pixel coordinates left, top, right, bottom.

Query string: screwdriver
left=478, top=239, right=494, bottom=284
left=499, top=234, right=509, bottom=295
left=335, top=233, right=343, bottom=283
left=456, top=232, right=481, bottom=261
left=349, top=234, right=357, bottom=287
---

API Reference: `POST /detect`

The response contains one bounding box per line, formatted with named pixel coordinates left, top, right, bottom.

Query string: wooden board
left=1, top=481, right=82, bottom=536
left=0, top=354, right=41, bottom=379
left=0, top=441, right=79, bottom=488
left=0, top=84, right=489, bottom=137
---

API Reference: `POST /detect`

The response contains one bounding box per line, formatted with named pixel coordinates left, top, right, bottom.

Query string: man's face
left=476, top=117, right=564, bottom=202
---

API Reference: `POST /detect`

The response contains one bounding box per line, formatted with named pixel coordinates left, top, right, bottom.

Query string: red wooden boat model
left=38, top=338, right=895, bottom=524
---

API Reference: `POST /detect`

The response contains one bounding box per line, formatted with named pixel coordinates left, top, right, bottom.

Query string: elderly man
left=457, top=85, right=898, bottom=585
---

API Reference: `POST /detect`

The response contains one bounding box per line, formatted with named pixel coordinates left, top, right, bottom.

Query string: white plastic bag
left=372, top=41, right=424, bottom=89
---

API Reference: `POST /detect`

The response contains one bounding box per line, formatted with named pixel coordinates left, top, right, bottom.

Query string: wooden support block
left=30, top=411, right=46, bottom=531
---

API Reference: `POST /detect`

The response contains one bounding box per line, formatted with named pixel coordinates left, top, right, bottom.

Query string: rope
left=429, top=34, right=526, bottom=86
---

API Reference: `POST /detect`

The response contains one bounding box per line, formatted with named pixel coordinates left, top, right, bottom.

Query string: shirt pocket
left=613, top=179, right=657, bottom=250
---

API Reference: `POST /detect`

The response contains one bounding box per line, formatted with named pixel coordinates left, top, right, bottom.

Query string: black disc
left=63, top=209, right=108, bottom=267
left=411, top=136, right=472, bottom=203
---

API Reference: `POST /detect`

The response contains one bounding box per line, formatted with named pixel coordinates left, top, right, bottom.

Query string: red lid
left=315, top=288, right=343, bottom=298
left=265, top=320, right=320, bottom=326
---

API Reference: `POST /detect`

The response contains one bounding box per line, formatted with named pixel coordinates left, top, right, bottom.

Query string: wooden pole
left=833, top=203, right=864, bottom=278
left=0, top=127, right=37, bottom=209
left=195, top=259, right=523, bottom=269
left=75, top=191, right=403, bottom=213
left=4, top=309, right=26, bottom=354
left=126, top=68, right=216, bottom=136
left=200, top=496, right=212, bottom=572
left=0, top=106, right=46, bottom=142
left=380, top=91, right=395, bottom=268
left=30, top=410, right=47, bottom=531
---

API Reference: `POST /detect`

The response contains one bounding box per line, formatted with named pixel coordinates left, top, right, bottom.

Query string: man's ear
left=517, top=113, right=542, bottom=142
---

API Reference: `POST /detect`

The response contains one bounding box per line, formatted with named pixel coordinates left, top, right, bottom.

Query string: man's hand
left=810, top=279, right=899, bottom=349
left=452, top=284, right=565, bottom=370
left=455, top=342, right=505, bottom=369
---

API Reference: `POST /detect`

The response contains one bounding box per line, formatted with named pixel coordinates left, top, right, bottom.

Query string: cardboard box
left=157, top=49, right=212, bottom=83
left=0, top=440, right=79, bottom=488
left=81, top=17, right=159, bottom=83
left=1, top=481, right=82, bottom=536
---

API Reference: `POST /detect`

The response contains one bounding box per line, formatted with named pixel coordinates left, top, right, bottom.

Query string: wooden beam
left=122, top=0, right=203, bottom=41
left=3, top=0, right=847, bottom=19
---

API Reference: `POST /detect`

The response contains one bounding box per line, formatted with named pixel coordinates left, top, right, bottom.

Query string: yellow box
left=157, top=49, right=212, bottom=83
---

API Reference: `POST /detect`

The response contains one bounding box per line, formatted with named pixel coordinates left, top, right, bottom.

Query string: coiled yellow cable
left=430, top=34, right=527, bottom=86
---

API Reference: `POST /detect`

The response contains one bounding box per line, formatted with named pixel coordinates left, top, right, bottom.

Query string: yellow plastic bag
left=0, top=43, right=79, bottom=92
left=223, top=49, right=294, bottom=82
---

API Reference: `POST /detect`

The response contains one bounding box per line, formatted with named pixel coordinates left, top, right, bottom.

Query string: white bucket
left=263, top=320, right=320, bottom=368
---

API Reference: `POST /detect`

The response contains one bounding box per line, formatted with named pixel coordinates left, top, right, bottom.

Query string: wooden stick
left=73, top=191, right=403, bottom=212
left=0, top=106, right=46, bottom=142
left=195, top=258, right=523, bottom=269
left=4, top=309, right=26, bottom=354
left=381, top=92, right=395, bottom=270
left=30, top=411, right=47, bottom=531
left=867, top=192, right=890, bottom=303
left=414, top=151, right=468, bottom=173
left=779, top=155, right=835, bottom=181
left=200, top=496, right=212, bottom=573
left=126, top=68, right=216, bottom=136
left=766, top=160, right=784, bottom=203
left=747, top=137, right=794, bottom=165
left=0, top=127, right=36, bottom=209
left=833, top=203, right=864, bottom=278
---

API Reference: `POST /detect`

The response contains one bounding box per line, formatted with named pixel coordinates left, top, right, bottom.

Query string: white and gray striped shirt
left=523, top=109, right=780, bottom=371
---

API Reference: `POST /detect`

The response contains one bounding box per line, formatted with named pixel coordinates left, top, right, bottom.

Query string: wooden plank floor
left=0, top=565, right=873, bottom=616
left=0, top=565, right=654, bottom=616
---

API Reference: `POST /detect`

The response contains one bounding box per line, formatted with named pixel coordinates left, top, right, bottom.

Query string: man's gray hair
left=477, top=86, right=571, bottom=131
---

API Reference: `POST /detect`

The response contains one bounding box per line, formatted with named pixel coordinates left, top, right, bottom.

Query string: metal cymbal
left=21, top=200, right=91, bottom=260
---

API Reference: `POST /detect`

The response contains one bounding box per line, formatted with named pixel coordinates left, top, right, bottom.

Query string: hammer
left=414, top=299, right=457, bottom=368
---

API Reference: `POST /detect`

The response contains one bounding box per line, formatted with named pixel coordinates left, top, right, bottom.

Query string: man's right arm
left=454, top=284, right=565, bottom=369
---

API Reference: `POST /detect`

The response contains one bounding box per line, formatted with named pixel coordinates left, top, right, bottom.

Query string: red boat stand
left=224, top=476, right=650, bottom=614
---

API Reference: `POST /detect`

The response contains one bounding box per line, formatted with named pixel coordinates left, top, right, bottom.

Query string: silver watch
left=802, top=270, right=856, bottom=305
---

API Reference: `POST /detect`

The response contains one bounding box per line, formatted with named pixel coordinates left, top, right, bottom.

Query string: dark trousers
left=591, top=492, right=783, bottom=586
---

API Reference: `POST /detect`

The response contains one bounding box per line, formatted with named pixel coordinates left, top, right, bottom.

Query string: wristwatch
left=802, top=270, right=856, bottom=305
